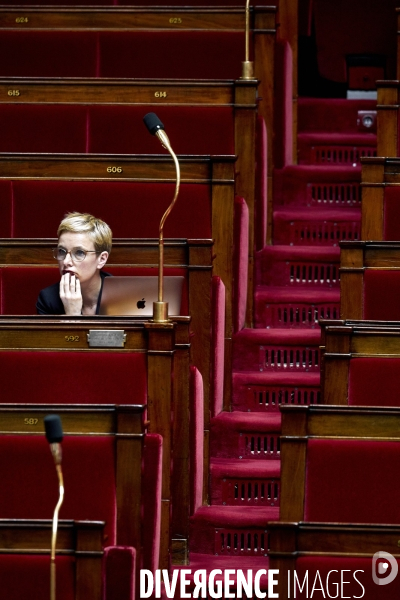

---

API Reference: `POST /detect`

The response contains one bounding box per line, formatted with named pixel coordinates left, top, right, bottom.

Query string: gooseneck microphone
left=44, top=415, right=65, bottom=600
left=143, top=112, right=181, bottom=323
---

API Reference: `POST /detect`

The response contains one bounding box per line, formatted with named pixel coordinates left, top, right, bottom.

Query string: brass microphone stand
left=50, top=444, right=64, bottom=600
left=241, top=0, right=254, bottom=79
left=152, top=129, right=181, bottom=323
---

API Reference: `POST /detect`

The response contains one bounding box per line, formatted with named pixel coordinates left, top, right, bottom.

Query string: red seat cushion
left=88, top=105, right=234, bottom=155
left=305, top=439, right=400, bottom=524
left=349, top=357, right=400, bottom=407
left=364, top=270, right=400, bottom=320
left=12, top=180, right=212, bottom=239
left=0, top=350, right=147, bottom=405
left=142, top=434, right=163, bottom=572
left=0, top=435, right=117, bottom=543
left=0, top=105, right=87, bottom=153
left=1, top=266, right=60, bottom=315
left=0, top=555, right=75, bottom=600
left=383, top=186, right=400, bottom=240
left=0, top=31, right=97, bottom=77
left=0, top=180, right=12, bottom=237
left=99, top=31, right=247, bottom=79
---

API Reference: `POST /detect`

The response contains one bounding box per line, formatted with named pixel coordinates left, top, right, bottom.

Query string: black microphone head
left=44, top=415, right=63, bottom=444
left=143, top=112, right=165, bottom=136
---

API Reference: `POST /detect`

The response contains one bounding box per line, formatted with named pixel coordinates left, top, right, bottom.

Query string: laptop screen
left=99, top=276, right=184, bottom=316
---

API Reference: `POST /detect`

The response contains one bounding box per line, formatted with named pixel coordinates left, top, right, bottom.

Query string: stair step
left=232, top=327, right=321, bottom=373
left=232, top=371, right=320, bottom=412
left=255, top=245, right=340, bottom=287
left=189, top=505, right=279, bottom=556
left=210, top=458, right=280, bottom=507
left=273, top=164, right=362, bottom=208
left=210, top=411, right=282, bottom=460
left=298, top=132, right=376, bottom=165
left=273, top=207, right=360, bottom=246
left=255, top=286, right=340, bottom=328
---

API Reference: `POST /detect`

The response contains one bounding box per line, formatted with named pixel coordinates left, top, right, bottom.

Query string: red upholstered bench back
left=0, top=350, right=147, bottom=405
left=190, top=366, right=204, bottom=515
left=0, top=105, right=87, bottom=153
left=103, top=547, right=136, bottom=600
left=210, top=277, right=225, bottom=418
left=274, top=39, right=293, bottom=169
left=0, top=435, right=117, bottom=542
left=0, top=105, right=234, bottom=155
left=0, top=180, right=12, bottom=237
left=233, top=196, right=249, bottom=333
left=0, top=266, right=188, bottom=315
left=383, top=187, right=400, bottom=240
left=0, top=31, right=98, bottom=77
left=142, top=434, right=163, bottom=572
left=304, top=439, right=400, bottom=524
left=7, top=180, right=211, bottom=239
left=0, top=555, right=75, bottom=600
left=363, top=270, right=400, bottom=320
left=0, top=31, right=248, bottom=79
left=349, top=357, right=400, bottom=407
left=255, top=116, right=267, bottom=251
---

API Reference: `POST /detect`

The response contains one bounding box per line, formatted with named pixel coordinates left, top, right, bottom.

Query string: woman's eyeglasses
left=52, top=247, right=99, bottom=262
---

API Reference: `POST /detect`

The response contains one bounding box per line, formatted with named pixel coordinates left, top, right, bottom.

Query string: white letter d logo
left=372, top=551, right=398, bottom=586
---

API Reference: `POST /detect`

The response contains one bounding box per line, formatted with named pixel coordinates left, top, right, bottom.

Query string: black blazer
left=36, top=271, right=111, bottom=315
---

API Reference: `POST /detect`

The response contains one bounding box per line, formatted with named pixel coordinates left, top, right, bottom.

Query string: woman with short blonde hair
left=36, top=212, right=112, bottom=315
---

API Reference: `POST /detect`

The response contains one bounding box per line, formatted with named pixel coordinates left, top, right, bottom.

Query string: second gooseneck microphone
left=44, top=415, right=64, bottom=600
left=143, top=112, right=181, bottom=323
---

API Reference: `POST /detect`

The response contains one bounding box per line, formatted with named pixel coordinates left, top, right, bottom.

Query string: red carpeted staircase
left=173, top=97, right=377, bottom=594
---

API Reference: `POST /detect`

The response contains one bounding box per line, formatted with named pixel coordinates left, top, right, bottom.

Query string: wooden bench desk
left=0, top=519, right=104, bottom=600
left=0, top=316, right=190, bottom=568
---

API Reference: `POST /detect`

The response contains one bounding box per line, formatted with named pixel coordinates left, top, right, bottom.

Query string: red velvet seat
left=0, top=105, right=87, bottom=153
left=304, top=438, right=400, bottom=524
left=233, top=196, right=249, bottom=333
left=0, top=555, right=75, bottom=600
left=87, top=105, right=234, bottom=155
left=0, top=180, right=12, bottom=237
left=0, top=31, right=98, bottom=77
left=281, top=406, right=400, bottom=525
left=0, top=104, right=234, bottom=156
left=10, top=180, right=211, bottom=239
left=349, top=357, right=400, bottom=407
left=0, top=435, right=117, bottom=542
left=98, top=31, right=247, bottom=80
left=102, top=547, right=136, bottom=600
left=0, top=430, right=161, bottom=571
left=363, top=270, right=400, bottom=321
left=0, top=30, right=247, bottom=79
left=190, top=366, right=204, bottom=515
left=383, top=186, right=400, bottom=241
left=210, top=277, right=225, bottom=418
left=0, top=350, right=147, bottom=405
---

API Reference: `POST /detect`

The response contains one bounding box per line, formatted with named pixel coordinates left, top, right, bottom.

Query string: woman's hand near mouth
left=59, top=272, right=82, bottom=315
